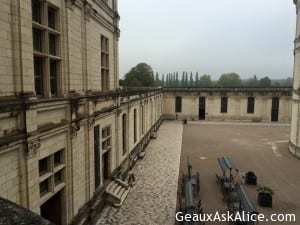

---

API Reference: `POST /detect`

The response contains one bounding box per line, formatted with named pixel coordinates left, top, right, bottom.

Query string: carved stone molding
left=71, top=123, right=80, bottom=137
left=25, top=139, right=41, bottom=158
left=88, top=118, right=95, bottom=128
left=294, top=88, right=300, bottom=96
left=116, top=108, right=122, bottom=115
left=84, top=2, right=92, bottom=21
left=66, top=0, right=75, bottom=10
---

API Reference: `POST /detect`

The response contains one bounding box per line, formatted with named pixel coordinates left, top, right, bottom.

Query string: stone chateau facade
left=0, top=0, right=163, bottom=224
left=0, top=0, right=298, bottom=225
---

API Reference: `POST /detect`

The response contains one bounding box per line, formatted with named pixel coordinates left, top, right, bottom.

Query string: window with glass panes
left=101, top=35, right=109, bottom=91
left=101, top=126, right=112, bottom=152
left=31, top=0, right=60, bottom=97
left=38, top=149, right=65, bottom=198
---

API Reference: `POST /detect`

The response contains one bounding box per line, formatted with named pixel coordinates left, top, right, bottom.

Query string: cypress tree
left=190, top=72, right=194, bottom=87
left=195, top=72, right=199, bottom=87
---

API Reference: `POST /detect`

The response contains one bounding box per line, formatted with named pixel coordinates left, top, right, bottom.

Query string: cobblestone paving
left=94, top=121, right=183, bottom=225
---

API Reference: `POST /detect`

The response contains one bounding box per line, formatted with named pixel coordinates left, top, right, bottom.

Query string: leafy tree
left=218, top=72, right=242, bottom=87
left=124, top=63, right=154, bottom=87
left=199, top=74, right=212, bottom=87
left=129, top=77, right=142, bottom=87
left=259, top=76, right=271, bottom=87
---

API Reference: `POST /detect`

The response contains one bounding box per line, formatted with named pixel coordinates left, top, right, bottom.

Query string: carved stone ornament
left=71, top=123, right=80, bottom=137
left=84, top=3, right=92, bottom=21
left=88, top=118, right=95, bottom=127
left=26, top=140, right=41, bottom=157
left=294, top=88, right=300, bottom=96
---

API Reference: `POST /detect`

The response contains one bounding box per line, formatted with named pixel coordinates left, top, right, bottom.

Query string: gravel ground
left=94, top=121, right=183, bottom=225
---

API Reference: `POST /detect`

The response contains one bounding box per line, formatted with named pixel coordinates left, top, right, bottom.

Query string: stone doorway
left=40, top=190, right=63, bottom=225
left=102, top=151, right=110, bottom=182
left=198, top=97, right=206, bottom=120
left=271, top=97, right=279, bottom=122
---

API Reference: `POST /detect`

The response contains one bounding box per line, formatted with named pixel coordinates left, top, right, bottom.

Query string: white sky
left=118, top=0, right=296, bottom=79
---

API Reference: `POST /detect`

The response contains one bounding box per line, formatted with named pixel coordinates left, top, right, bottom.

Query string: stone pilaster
left=289, top=0, right=300, bottom=157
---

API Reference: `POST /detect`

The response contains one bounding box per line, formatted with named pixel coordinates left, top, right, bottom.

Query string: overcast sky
left=118, top=0, right=296, bottom=80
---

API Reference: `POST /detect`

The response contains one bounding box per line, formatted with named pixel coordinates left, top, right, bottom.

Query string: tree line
left=121, top=63, right=292, bottom=88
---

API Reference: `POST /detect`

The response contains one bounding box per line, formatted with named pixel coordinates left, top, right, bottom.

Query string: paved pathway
left=94, top=121, right=183, bottom=225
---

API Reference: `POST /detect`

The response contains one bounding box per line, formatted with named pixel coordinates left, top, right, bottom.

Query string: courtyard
left=95, top=121, right=299, bottom=225
left=179, top=121, right=299, bottom=225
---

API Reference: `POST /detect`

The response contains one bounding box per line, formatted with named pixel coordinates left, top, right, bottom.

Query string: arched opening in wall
left=271, top=97, right=280, bottom=122
left=199, top=97, right=206, bottom=120
left=122, top=114, right=127, bottom=154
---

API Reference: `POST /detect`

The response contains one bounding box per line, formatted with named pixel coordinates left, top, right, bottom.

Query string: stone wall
left=163, top=87, right=292, bottom=123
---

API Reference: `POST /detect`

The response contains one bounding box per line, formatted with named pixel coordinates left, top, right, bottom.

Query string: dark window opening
left=247, top=97, right=255, bottom=114
left=141, top=106, right=144, bottom=135
left=94, top=125, right=101, bottom=189
left=134, top=109, right=137, bottom=143
left=49, top=34, right=57, bottom=56
left=54, top=150, right=62, bottom=166
left=122, top=114, right=127, bottom=155
left=39, top=157, right=48, bottom=176
left=102, top=151, right=110, bottom=181
left=33, top=28, right=43, bottom=52
left=50, top=60, right=58, bottom=96
left=54, top=171, right=62, bottom=186
left=48, top=6, right=57, bottom=30
left=101, top=69, right=109, bottom=91
left=34, top=56, right=44, bottom=95
left=39, top=179, right=49, bottom=196
left=101, top=35, right=109, bottom=91
left=271, top=97, right=280, bottom=122
left=32, top=0, right=41, bottom=23
left=221, top=97, right=228, bottom=113
left=175, top=97, right=182, bottom=113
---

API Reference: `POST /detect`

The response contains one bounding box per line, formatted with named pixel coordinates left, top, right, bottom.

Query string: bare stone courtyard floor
left=95, top=121, right=300, bottom=225
left=179, top=121, right=300, bottom=225
left=94, top=121, right=183, bottom=225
